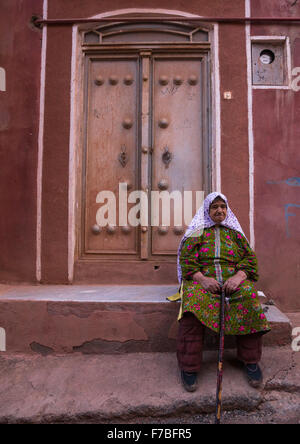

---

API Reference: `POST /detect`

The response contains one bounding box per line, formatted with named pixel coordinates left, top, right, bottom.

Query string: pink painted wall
left=42, top=0, right=250, bottom=285
left=0, top=0, right=43, bottom=282
left=251, top=0, right=300, bottom=310
left=0, top=0, right=299, bottom=311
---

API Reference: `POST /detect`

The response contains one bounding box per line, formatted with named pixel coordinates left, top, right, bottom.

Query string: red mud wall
left=0, top=0, right=249, bottom=284
left=0, top=0, right=299, bottom=311
left=43, top=0, right=249, bottom=283
left=0, top=0, right=43, bottom=282
left=251, top=0, right=300, bottom=310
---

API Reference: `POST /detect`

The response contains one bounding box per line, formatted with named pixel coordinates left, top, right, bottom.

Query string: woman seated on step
left=175, top=192, right=270, bottom=392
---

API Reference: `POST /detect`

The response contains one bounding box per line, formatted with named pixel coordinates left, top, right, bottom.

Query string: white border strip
left=245, top=0, right=255, bottom=249
left=214, top=23, right=221, bottom=192
left=0, top=327, right=6, bottom=352
left=0, top=67, right=6, bottom=92
left=253, top=85, right=290, bottom=90
left=286, top=36, right=292, bottom=87
left=87, top=7, right=208, bottom=21
left=36, top=0, right=48, bottom=281
left=251, top=35, right=286, bottom=41
left=68, top=25, right=78, bottom=282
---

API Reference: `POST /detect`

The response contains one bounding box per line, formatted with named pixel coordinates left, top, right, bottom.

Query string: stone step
left=0, top=345, right=299, bottom=424
left=0, top=285, right=292, bottom=355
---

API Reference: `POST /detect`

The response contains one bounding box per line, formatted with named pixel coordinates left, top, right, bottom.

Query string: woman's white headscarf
left=177, top=192, right=247, bottom=283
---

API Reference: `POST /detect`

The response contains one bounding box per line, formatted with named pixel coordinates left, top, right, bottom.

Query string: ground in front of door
left=0, top=339, right=299, bottom=424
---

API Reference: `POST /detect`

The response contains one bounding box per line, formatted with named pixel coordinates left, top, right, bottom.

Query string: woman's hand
left=192, top=272, right=222, bottom=294
left=223, top=270, right=247, bottom=295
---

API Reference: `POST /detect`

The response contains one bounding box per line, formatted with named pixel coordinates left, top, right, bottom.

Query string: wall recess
left=252, top=40, right=287, bottom=86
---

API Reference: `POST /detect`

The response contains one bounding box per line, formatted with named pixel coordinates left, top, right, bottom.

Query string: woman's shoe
left=181, top=370, right=198, bottom=392
left=245, top=364, right=263, bottom=388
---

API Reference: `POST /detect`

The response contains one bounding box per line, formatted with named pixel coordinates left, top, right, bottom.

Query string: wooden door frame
left=72, top=34, right=214, bottom=284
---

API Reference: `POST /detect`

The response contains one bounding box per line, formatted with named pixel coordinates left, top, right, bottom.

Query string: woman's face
left=209, top=199, right=227, bottom=225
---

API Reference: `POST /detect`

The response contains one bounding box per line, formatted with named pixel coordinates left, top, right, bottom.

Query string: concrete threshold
left=0, top=284, right=180, bottom=303
left=0, top=285, right=292, bottom=355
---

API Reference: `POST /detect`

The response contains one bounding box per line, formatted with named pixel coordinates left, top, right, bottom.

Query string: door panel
left=151, top=57, right=205, bottom=256
left=81, top=52, right=210, bottom=266
left=85, top=58, right=139, bottom=255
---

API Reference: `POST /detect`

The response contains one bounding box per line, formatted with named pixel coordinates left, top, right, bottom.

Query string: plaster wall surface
left=251, top=0, right=300, bottom=310
left=0, top=0, right=43, bottom=282
left=0, top=0, right=299, bottom=310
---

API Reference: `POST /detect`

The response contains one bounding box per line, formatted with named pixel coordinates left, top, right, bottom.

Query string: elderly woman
left=176, top=192, right=270, bottom=392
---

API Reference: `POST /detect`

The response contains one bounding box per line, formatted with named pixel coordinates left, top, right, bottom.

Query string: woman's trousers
left=177, top=312, right=263, bottom=373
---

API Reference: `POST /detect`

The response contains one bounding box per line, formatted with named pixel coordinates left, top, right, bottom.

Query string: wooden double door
left=79, top=49, right=211, bottom=282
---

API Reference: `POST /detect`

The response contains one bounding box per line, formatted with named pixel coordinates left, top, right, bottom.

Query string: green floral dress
left=179, top=226, right=271, bottom=336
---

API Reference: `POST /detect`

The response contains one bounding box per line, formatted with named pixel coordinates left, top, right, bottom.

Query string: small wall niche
left=251, top=39, right=288, bottom=86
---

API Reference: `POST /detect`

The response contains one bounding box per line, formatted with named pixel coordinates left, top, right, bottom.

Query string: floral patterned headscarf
left=177, top=192, right=247, bottom=283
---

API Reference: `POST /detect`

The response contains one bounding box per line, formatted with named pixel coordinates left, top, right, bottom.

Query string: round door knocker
left=174, top=226, right=184, bottom=235
left=159, top=75, right=169, bottom=85
left=188, top=75, right=198, bottom=85
left=107, top=225, right=116, bottom=234
left=91, top=224, right=102, bottom=235
left=158, top=226, right=169, bottom=235
left=109, top=75, right=118, bottom=85
left=158, top=118, right=169, bottom=129
left=158, top=179, right=169, bottom=190
left=122, top=118, right=133, bottom=129
left=173, top=75, right=183, bottom=85
left=95, top=76, right=104, bottom=86
left=124, top=75, right=134, bottom=85
left=121, top=225, right=131, bottom=234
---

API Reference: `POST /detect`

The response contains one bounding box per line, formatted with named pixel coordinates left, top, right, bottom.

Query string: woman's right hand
left=192, top=272, right=222, bottom=294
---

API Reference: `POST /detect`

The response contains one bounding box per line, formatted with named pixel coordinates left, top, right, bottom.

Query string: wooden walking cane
left=215, top=287, right=226, bottom=424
